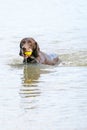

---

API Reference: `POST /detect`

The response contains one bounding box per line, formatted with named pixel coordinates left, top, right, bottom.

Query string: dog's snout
left=22, top=47, right=26, bottom=51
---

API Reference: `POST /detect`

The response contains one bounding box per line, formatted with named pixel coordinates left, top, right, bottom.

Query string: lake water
left=0, top=0, right=87, bottom=130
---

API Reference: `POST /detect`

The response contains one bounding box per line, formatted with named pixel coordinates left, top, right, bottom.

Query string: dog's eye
left=28, top=40, right=31, bottom=43
left=29, top=43, right=32, bottom=47
left=21, top=40, right=26, bottom=43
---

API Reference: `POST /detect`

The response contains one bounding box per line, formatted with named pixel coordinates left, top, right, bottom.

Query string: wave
left=59, top=50, right=87, bottom=67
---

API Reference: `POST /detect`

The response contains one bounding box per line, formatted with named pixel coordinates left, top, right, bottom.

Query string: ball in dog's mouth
left=24, top=51, right=32, bottom=57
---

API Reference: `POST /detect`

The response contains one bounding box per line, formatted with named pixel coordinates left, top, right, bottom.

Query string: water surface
left=0, top=0, right=87, bottom=130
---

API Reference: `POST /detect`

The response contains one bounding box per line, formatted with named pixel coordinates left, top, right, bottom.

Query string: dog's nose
left=22, top=47, right=26, bottom=51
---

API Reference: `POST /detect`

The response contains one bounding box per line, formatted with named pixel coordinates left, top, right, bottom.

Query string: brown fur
left=19, top=37, right=59, bottom=65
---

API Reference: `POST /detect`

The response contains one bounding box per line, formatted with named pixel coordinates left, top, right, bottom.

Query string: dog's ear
left=20, top=38, right=27, bottom=48
left=32, top=42, right=40, bottom=57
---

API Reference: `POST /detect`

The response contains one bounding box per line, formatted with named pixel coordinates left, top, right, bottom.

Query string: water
left=0, top=0, right=87, bottom=130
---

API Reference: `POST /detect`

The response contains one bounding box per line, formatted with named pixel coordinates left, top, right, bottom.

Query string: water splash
left=59, top=51, right=87, bottom=66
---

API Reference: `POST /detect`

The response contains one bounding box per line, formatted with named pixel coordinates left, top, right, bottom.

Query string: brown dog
left=19, top=37, right=59, bottom=65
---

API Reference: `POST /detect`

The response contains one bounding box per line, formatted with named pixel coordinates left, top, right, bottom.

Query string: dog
left=19, top=37, right=59, bottom=65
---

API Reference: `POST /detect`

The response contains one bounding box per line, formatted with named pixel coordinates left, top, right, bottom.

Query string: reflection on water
left=23, top=64, right=41, bottom=85
left=20, top=64, right=41, bottom=103
left=21, top=64, right=52, bottom=85
left=19, top=64, right=53, bottom=109
left=0, top=0, right=87, bottom=129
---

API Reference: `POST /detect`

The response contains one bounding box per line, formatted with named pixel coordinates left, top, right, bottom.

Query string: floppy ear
left=32, top=42, right=40, bottom=57
left=19, top=41, right=23, bottom=56
left=20, top=38, right=25, bottom=48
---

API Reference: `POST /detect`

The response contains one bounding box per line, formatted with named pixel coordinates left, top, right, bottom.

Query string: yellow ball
left=24, top=51, right=32, bottom=56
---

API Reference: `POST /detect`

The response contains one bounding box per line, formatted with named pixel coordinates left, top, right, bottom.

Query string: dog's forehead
left=28, top=38, right=36, bottom=43
left=20, top=38, right=36, bottom=49
left=21, top=38, right=35, bottom=44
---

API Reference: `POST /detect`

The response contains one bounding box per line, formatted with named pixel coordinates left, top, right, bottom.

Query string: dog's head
left=19, top=38, right=40, bottom=60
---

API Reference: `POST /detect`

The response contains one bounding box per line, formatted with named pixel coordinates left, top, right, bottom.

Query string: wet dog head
left=19, top=38, right=40, bottom=60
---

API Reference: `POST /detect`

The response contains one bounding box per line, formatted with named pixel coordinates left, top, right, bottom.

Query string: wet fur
left=19, top=37, right=59, bottom=65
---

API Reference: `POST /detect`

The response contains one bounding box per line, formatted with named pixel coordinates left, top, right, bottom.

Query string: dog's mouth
left=24, top=50, right=32, bottom=57
left=19, top=49, right=37, bottom=63
left=19, top=49, right=32, bottom=57
left=23, top=56, right=37, bottom=63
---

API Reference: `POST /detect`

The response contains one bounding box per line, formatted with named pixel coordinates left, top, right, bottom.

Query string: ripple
left=59, top=50, right=87, bottom=66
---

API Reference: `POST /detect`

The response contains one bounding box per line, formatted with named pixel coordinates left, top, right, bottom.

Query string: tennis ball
left=24, top=51, right=32, bottom=56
